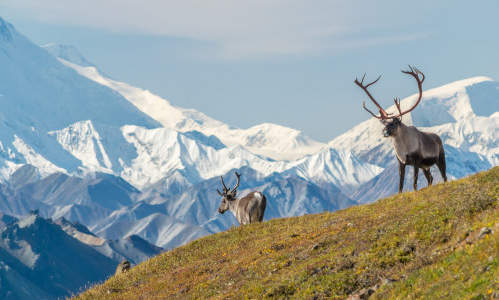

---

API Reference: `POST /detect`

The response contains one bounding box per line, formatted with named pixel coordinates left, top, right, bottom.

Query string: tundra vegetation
left=76, top=167, right=498, bottom=299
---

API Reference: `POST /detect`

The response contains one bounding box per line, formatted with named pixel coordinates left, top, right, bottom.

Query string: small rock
left=311, top=241, right=327, bottom=251
left=356, top=287, right=376, bottom=299
left=270, top=243, right=285, bottom=251
left=107, top=288, right=121, bottom=294
left=380, top=277, right=397, bottom=286
left=347, top=285, right=379, bottom=300
left=479, top=227, right=492, bottom=239
left=401, top=245, right=415, bottom=255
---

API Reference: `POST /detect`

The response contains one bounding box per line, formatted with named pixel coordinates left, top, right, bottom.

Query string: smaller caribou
left=217, top=172, right=266, bottom=225
left=355, top=66, right=447, bottom=193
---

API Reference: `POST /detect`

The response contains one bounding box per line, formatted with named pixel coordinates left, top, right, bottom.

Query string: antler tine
left=355, top=73, right=389, bottom=119
left=402, top=65, right=425, bottom=83
left=362, top=102, right=383, bottom=119
left=232, top=172, right=241, bottom=192
left=393, top=97, right=402, bottom=115
left=365, top=75, right=381, bottom=88
left=389, top=65, right=425, bottom=119
left=220, top=176, right=228, bottom=192
left=415, top=67, right=425, bottom=83
left=216, top=188, right=223, bottom=196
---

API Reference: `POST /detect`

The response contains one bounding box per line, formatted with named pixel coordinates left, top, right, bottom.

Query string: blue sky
left=2, top=1, right=499, bottom=142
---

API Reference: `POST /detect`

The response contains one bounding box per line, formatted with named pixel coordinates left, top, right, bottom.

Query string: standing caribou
left=355, top=66, right=447, bottom=193
left=217, top=172, right=266, bottom=225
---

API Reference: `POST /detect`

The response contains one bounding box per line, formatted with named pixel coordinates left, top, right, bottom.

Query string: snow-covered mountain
left=0, top=17, right=160, bottom=180
left=0, top=17, right=378, bottom=193
left=45, top=47, right=325, bottom=161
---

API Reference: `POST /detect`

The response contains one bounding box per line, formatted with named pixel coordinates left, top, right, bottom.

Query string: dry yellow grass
left=75, top=167, right=498, bottom=299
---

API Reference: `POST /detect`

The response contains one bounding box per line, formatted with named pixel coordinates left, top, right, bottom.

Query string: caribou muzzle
left=383, top=127, right=391, bottom=137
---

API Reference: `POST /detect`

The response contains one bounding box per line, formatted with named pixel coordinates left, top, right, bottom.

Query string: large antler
left=388, top=65, right=425, bottom=119
left=220, top=176, right=228, bottom=192
left=232, top=172, right=241, bottom=193
left=218, top=172, right=241, bottom=196
left=355, top=65, right=425, bottom=120
left=354, top=73, right=390, bottom=120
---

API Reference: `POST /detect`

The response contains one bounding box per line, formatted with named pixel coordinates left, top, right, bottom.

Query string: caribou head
left=354, top=66, right=447, bottom=193
left=355, top=66, right=425, bottom=137
left=217, top=172, right=241, bottom=214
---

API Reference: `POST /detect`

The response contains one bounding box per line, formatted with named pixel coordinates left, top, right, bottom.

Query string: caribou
left=355, top=66, right=447, bottom=193
left=217, top=172, right=266, bottom=225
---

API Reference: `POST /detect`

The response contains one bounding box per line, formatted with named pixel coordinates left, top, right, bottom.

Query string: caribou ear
left=217, top=189, right=223, bottom=196
left=227, top=193, right=237, bottom=201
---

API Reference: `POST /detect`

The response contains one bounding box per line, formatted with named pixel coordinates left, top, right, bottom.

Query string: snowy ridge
left=38, top=118, right=378, bottom=190
left=12, top=135, right=66, bottom=176
left=59, top=59, right=325, bottom=161
left=117, top=124, right=380, bottom=189
left=48, top=120, right=113, bottom=173
left=284, top=148, right=383, bottom=189
left=0, top=16, right=159, bottom=181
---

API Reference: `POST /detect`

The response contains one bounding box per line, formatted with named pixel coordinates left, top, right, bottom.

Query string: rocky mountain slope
left=0, top=212, right=162, bottom=300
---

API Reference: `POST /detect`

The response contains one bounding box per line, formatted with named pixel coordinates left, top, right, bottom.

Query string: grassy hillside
left=76, top=167, right=498, bottom=299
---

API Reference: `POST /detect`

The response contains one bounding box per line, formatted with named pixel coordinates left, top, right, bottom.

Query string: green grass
left=75, top=167, right=498, bottom=299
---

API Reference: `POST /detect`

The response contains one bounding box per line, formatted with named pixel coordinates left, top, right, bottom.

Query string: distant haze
left=2, top=1, right=499, bottom=141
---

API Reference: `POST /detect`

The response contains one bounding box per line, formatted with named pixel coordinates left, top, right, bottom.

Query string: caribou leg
left=423, top=168, right=433, bottom=187
left=398, top=160, right=406, bottom=193
left=413, top=166, right=419, bottom=191
left=437, top=150, right=447, bottom=182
